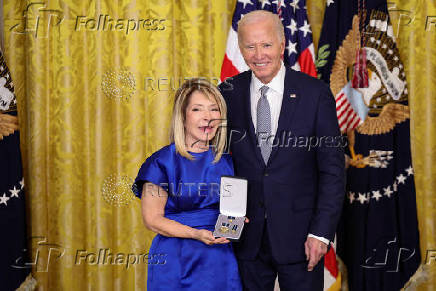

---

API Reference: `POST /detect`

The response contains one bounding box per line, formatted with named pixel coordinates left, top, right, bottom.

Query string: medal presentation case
left=213, top=176, right=247, bottom=241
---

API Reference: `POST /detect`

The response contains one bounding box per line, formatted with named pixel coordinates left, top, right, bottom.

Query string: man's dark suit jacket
left=218, top=66, right=345, bottom=264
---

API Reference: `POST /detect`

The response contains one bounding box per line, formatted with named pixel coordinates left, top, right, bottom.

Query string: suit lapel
left=268, top=68, right=301, bottom=165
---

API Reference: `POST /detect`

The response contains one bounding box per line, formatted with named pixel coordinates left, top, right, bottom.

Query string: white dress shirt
left=250, top=61, right=330, bottom=246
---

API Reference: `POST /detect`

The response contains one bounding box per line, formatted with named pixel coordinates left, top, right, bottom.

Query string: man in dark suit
left=218, top=10, right=345, bottom=291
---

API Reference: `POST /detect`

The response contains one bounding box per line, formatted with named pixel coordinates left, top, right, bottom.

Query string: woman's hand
left=193, top=229, right=230, bottom=245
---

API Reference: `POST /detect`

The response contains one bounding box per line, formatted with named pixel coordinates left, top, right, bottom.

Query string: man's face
left=239, top=19, right=285, bottom=84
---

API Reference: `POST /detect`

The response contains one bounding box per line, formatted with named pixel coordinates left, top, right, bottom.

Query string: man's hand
left=304, top=237, right=328, bottom=271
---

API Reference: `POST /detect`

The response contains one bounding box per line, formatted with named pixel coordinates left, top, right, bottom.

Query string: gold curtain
left=2, top=0, right=435, bottom=290
left=390, top=1, right=436, bottom=290
left=4, top=0, right=235, bottom=289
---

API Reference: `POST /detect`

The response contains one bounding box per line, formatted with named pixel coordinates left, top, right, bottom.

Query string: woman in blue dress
left=133, top=78, right=242, bottom=290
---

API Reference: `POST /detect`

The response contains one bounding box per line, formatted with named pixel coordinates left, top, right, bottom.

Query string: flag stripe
left=298, top=46, right=317, bottom=77
left=221, top=54, right=240, bottom=82
left=339, top=105, right=353, bottom=126
left=338, top=103, right=352, bottom=121
left=325, top=247, right=339, bottom=277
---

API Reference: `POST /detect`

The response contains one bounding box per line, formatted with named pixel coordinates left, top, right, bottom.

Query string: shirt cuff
left=308, top=234, right=330, bottom=245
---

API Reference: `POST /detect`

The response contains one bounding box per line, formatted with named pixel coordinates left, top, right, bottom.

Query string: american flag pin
left=290, top=93, right=296, bottom=98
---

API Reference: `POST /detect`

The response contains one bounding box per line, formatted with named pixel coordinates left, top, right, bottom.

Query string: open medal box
left=213, top=176, right=247, bottom=241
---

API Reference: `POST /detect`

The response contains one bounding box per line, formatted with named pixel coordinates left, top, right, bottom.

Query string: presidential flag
left=220, top=0, right=317, bottom=81
left=0, top=50, right=30, bottom=290
left=220, top=1, right=340, bottom=290
left=318, top=1, right=421, bottom=290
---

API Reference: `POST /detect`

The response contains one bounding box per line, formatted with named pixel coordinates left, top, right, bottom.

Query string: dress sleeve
left=132, top=151, right=168, bottom=199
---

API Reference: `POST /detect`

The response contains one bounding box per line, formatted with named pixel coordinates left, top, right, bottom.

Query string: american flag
left=220, top=0, right=317, bottom=81
left=220, top=1, right=340, bottom=290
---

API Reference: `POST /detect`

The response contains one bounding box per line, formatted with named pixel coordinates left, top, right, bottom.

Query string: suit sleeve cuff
left=308, top=233, right=330, bottom=245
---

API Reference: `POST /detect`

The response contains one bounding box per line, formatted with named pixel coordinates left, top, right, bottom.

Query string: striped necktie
left=256, top=86, right=271, bottom=164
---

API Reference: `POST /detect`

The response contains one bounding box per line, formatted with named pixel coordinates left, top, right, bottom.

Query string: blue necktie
left=257, top=86, right=271, bottom=164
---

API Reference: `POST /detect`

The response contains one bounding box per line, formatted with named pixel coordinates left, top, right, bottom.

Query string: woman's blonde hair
left=170, top=78, right=227, bottom=163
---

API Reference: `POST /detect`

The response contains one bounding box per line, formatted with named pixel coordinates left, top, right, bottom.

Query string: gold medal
left=220, top=226, right=229, bottom=233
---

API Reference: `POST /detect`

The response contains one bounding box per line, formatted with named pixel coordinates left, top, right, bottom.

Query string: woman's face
left=184, top=90, right=221, bottom=149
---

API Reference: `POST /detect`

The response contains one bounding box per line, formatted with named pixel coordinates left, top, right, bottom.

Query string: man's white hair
left=237, top=10, right=285, bottom=42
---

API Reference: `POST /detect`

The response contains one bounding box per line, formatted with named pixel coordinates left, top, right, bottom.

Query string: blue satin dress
left=133, top=143, right=242, bottom=291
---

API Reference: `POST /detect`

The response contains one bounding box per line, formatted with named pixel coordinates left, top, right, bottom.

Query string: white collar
left=251, top=61, right=285, bottom=95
